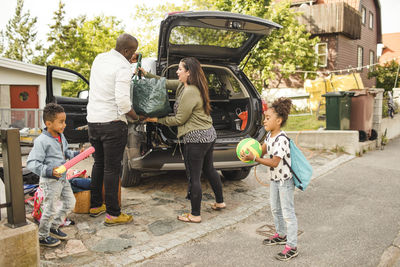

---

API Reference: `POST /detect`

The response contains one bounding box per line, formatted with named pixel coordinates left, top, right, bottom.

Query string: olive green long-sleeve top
left=145, top=73, right=213, bottom=138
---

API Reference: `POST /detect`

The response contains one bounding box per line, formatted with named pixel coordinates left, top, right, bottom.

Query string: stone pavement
left=31, top=148, right=354, bottom=267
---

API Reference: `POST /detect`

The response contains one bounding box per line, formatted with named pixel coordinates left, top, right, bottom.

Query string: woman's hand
left=144, top=117, right=158, bottom=123
left=240, top=149, right=256, bottom=162
left=135, top=67, right=147, bottom=77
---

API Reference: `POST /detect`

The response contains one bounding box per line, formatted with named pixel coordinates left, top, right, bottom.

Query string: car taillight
left=262, top=99, right=268, bottom=112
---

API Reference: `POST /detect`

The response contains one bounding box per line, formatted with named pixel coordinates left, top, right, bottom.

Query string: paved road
left=138, top=137, right=400, bottom=266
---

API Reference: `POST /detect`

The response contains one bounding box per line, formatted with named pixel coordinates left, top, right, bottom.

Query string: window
left=369, top=50, right=375, bottom=70
left=357, top=46, right=364, bottom=70
left=369, top=11, right=374, bottom=29
left=315, top=43, right=328, bottom=67
left=361, top=6, right=366, bottom=25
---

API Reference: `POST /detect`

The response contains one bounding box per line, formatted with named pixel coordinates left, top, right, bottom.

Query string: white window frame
left=361, top=6, right=366, bottom=25
left=315, top=43, right=328, bottom=67
left=357, top=46, right=364, bottom=70
left=369, top=11, right=374, bottom=29
left=369, top=50, right=375, bottom=68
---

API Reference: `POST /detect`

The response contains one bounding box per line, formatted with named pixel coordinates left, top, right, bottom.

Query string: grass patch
left=282, top=114, right=325, bottom=131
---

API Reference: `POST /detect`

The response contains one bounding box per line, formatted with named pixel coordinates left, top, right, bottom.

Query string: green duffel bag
left=131, top=75, right=172, bottom=117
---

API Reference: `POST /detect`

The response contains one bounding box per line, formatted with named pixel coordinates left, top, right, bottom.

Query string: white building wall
left=0, top=66, right=63, bottom=109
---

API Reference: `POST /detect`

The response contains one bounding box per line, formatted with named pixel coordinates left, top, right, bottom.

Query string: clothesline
left=290, top=55, right=400, bottom=77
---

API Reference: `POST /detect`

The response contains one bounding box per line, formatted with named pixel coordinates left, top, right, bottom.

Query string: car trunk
left=154, top=65, right=254, bottom=143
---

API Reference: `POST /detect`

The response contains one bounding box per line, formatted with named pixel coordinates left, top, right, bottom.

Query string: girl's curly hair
left=271, top=97, right=292, bottom=127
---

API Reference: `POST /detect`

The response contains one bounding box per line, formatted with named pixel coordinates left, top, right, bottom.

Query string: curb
left=378, top=232, right=400, bottom=267
left=97, top=154, right=356, bottom=266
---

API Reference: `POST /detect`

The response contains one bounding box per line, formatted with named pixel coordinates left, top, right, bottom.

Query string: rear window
left=169, top=26, right=249, bottom=48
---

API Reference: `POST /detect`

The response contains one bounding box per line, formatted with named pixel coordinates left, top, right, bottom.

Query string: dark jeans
left=183, top=141, right=224, bottom=216
left=88, top=121, right=127, bottom=216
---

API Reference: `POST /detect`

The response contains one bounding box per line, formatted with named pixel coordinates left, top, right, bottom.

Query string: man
left=87, top=33, right=139, bottom=226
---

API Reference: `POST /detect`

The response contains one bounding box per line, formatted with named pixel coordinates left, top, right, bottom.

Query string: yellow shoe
left=104, top=213, right=133, bottom=226
left=89, top=204, right=106, bottom=217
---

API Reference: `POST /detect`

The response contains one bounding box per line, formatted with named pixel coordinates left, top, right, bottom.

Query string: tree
left=3, top=0, right=39, bottom=62
left=46, top=13, right=124, bottom=96
left=130, top=2, right=192, bottom=58
left=368, top=60, right=400, bottom=91
left=0, top=31, right=4, bottom=55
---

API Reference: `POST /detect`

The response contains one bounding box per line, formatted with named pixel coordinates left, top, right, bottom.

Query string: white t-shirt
left=265, top=131, right=292, bottom=182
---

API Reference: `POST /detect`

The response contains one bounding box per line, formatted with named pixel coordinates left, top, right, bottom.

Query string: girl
left=143, top=57, right=225, bottom=223
left=241, top=97, right=298, bottom=261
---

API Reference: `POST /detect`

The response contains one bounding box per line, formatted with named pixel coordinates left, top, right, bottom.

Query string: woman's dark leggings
left=183, top=141, right=224, bottom=216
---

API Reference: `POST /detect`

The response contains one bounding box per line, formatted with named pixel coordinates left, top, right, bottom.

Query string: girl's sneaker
left=275, top=245, right=299, bottom=261
left=263, top=233, right=287, bottom=246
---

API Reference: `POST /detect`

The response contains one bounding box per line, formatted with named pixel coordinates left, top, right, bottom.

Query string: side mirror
left=77, top=90, right=89, bottom=99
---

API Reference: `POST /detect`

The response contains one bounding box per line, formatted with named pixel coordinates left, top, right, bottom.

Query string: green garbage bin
left=322, top=91, right=354, bottom=130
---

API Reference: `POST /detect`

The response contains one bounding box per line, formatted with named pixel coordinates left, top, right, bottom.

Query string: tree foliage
left=130, top=2, right=192, bottom=58
left=44, top=1, right=124, bottom=96
left=368, top=60, right=400, bottom=91
left=3, top=0, right=39, bottom=62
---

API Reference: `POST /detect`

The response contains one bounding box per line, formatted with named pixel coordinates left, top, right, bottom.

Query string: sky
left=0, top=0, right=184, bottom=44
left=0, top=0, right=399, bottom=44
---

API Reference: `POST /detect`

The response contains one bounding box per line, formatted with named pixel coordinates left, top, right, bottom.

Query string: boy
left=27, top=103, right=79, bottom=247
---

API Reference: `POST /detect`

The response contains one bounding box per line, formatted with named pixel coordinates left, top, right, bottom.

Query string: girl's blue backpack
left=278, top=134, right=313, bottom=191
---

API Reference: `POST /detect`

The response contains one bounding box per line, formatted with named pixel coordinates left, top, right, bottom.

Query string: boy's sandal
left=177, top=213, right=201, bottom=223
left=211, top=202, right=226, bottom=210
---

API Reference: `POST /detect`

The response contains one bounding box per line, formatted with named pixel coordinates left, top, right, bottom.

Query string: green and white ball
left=236, top=138, right=262, bottom=164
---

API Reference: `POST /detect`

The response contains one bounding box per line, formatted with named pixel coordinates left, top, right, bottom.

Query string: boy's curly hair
left=271, top=97, right=292, bottom=127
left=43, top=103, right=64, bottom=123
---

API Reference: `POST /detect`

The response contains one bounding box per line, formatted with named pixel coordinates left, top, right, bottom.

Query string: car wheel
left=121, top=152, right=141, bottom=187
left=221, top=168, right=251, bottom=181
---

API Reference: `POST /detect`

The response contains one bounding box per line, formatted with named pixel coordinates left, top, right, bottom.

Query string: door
left=10, top=85, right=39, bottom=128
left=46, top=66, right=90, bottom=143
left=157, top=10, right=282, bottom=69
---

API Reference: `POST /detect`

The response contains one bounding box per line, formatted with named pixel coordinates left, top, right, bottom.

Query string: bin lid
left=322, top=91, right=355, bottom=97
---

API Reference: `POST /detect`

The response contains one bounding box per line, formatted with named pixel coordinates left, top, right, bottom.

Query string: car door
left=46, top=66, right=89, bottom=143
left=157, top=10, right=282, bottom=72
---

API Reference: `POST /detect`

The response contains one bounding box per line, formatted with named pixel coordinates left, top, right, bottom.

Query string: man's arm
left=115, top=67, right=137, bottom=119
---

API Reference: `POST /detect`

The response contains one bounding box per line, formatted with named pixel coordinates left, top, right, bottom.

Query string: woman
left=143, top=57, right=225, bottom=223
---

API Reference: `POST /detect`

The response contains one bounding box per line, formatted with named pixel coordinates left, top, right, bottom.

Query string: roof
left=0, top=57, right=77, bottom=81
left=380, top=33, right=400, bottom=63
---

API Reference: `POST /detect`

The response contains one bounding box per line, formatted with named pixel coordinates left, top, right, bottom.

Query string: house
left=379, top=33, right=400, bottom=64
left=0, top=57, right=76, bottom=128
left=273, top=0, right=382, bottom=89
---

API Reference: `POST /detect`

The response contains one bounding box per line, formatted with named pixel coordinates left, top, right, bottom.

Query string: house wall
left=336, top=0, right=378, bottom=88
left=0, top=67, right=62, bottom=109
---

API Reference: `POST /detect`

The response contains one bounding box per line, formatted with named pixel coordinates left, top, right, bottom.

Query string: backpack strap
left=275, top=133, right=303, bottom=185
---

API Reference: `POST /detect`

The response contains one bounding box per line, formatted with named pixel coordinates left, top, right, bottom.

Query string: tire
left=121, top=152, right=141, bottom=187
left=221, top=168, right=251, bottom=181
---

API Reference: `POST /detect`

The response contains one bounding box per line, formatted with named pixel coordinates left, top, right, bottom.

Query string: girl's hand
left=240, top=149, right=255, bottom=161
left=144, top=117, right=158, bottom=123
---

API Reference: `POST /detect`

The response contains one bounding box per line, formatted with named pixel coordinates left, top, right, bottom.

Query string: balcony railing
left=293, top=2, right=361, bottom=40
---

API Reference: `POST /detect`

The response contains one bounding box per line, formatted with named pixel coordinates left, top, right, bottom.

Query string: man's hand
left=53, top=167, right=62, bottom=178
left=129, top=53, right=140, bottom=64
